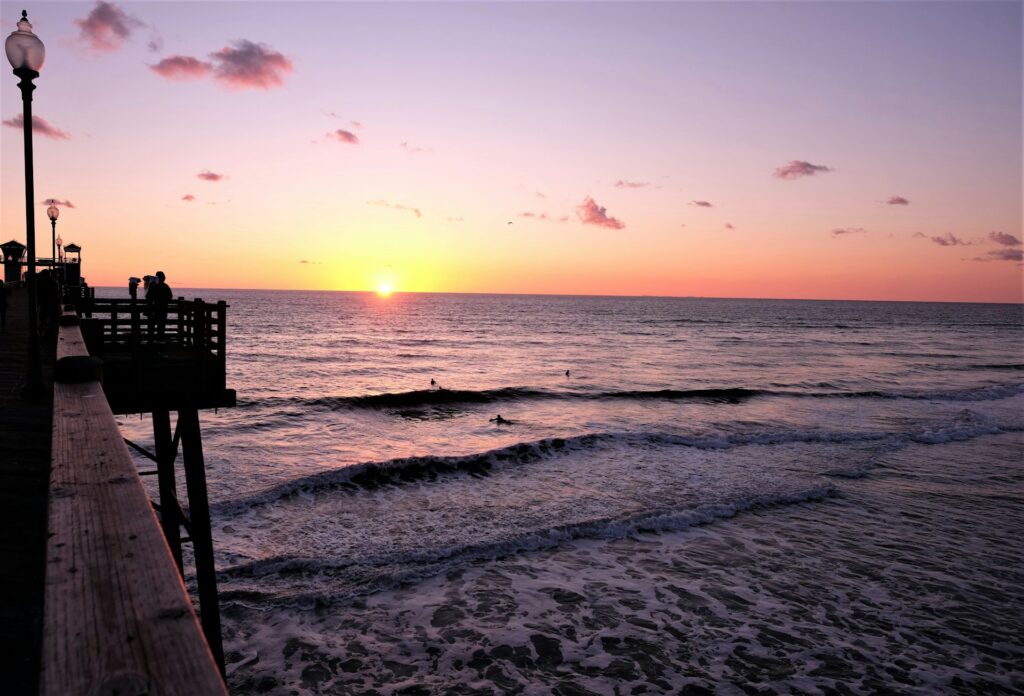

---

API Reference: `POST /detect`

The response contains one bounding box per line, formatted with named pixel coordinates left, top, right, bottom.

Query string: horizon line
left=86, top=286, right=1024, bottom=306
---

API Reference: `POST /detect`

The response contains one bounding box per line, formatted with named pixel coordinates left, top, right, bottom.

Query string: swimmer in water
left=565, top=369, right=570, bottom=377
left=430, top=378, right=436, bottom=386
left=490, top=414, right=513, bottom=425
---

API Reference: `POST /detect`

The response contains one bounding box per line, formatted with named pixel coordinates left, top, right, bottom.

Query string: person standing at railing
left=0, top=279, right=7, bottom=330
left=146, top=270, right=173, bottom=340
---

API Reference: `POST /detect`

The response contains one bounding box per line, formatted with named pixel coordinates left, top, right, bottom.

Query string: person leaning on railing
left=145, top=271, right=173, bottom=340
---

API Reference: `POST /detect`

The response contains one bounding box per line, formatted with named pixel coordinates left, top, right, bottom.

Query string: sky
left=1, top=1, right=1021, bottom=302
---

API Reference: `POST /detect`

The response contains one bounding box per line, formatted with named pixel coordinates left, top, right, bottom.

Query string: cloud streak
left=369, top=200, right=422, bottom=218
left=988, top=231, right=1021, bottom=246
left=197, top=170, right=225, bottom=182
left=576, top=197, right=625, bottom=229
left=2, top=114, right=71, bottom=140
left=832, top=227, right=866, bottom=236
left=43, top=198, right=76, bottom=209
left=400, top=141, right=431, bottom=154
left=773, top=160, right=833, bottom=180
left=150, top=55, right=212, bottom=81
left=690, top=200, right=713, bottom=208
left=930, top=233, right=970, bottom=247
left=210, top=40, right=293, bottom=90
left=74, top=1, right=143, bottom=52
left=975, top=249, right=1023, bottom=262
left=518, top=212, right=568, bottom=223
left=886, top=195, right=910, bottom=206
left=182, top=194, right=196, bottom=202
left=614, top=180, right=650, bottom=189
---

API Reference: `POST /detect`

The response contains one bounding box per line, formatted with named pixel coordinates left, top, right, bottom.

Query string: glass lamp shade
left=5, top=14, right=45, bottom=72
left=55, top=235, right=62, bottom=247
left=47, top=205, right=59, bottom=221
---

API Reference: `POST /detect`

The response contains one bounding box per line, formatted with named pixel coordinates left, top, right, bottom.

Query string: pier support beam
left=153, top=409, right=183, bottom=571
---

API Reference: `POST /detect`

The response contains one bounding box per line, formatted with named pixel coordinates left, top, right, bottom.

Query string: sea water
left=105, top=291, right=1024, bottom=694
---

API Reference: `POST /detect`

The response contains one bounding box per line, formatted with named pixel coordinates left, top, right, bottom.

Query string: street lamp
left=47, top=200, right=59, bottom=268
left=6, top=10, right=46, bottom=397
left=55, top=234, right=62, bottom=282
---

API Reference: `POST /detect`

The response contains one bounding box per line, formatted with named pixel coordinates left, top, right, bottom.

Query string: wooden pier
left=1, top=288, right=232, bottom=694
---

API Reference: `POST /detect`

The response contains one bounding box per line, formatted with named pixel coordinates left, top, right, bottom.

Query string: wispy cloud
left=74, top=1, right=143, bottom=52
left=930, top=233, right=971, bottom=247
left=446, top=216, right=464, bottom=223
left=400, top=141, right=431, bottom=154
left=210, top=40, right=292, bottom=90
left=150, top=55, right=212, bottom=81
left=988, top=231, right=1021, bottom=246
left=724, top=223, right=735, bottom=230
left=369, top=200, right=422, bottom=218
left=614, top=180, right=650, bottom=189
left=535, top=192, right=547, bottom=199
left=576, top=197, right=625, bottom=230
left=182, top=194, right=196, bottom=202
left=886, top=195, right=910, bottom=206
left=773, top=160, right=833, bottom=180
left=832, top=227, right=866, bottom=236
left=42, top=198, right=76, bottom=209
left=197, top=170, right=225, bottom=182
left=328, top=129, right=359, bottom=144
left=147, top=31, right=164, bottom=53
left=912, top=232, right=926, bottom=238
left=518, top=212, right=568, bottom=223
left=690, top=200, right=713, bottom=208
left=974, top=249, right=1023, bottom=262
left=2, top=114, right=71, bottom=140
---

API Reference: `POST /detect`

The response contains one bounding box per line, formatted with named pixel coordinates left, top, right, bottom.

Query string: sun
left=376, top=282, right=393, bottom=297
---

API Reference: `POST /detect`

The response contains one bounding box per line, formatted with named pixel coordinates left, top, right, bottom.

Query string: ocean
left=104, top=290, right=1024, bottom=694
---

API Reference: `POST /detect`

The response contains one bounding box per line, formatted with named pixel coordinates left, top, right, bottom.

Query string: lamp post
left=6, top=10, right=45, bottom=397
left=47, top=200, right=59, bottom=269
left=55, top=234, right=62, bottom=283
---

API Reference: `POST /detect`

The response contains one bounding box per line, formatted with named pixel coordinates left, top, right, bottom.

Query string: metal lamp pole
left=6, top=10, right=46, bottom=397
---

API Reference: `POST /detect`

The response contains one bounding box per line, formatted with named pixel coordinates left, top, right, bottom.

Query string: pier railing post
left=178, top=405, right=225, bottom=675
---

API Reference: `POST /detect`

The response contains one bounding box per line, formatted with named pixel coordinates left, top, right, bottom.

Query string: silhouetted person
left=146, top=270, right=172, bottom=339
left=430, top=378, right=437, bottom=387
left=565, top=369, right=570, bottom=377
left=0, top=279, right=7, bottom=329
left=490, top=414, right=513, bottom=425
left=128, top=276, right=140, bottom=300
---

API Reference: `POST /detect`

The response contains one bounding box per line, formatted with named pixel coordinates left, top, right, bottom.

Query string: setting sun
left=376, top=283, right=393, bottom=298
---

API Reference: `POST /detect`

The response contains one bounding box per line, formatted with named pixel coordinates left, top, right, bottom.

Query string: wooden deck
left=0, top=288, right=55, bottom=694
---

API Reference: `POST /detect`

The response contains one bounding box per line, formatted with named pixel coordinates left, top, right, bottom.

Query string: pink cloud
left=2, top=114, right=71, bottom=140
left=576, top=197, right=625, bottom=230
left=210, top=40, right=293, bottom=90
left=912, top=232, right=926, bottom=238
left=150, top=55, right=212, bottom=81
left=614, top=180, right=650, bottom=189
left=690, top=200, right=713, bottom=208
left=886, top=195, right=910, bottom=206
left=42, top=198, right=76, bottom=209
left=369, top=200, right=422, bottom=218
left=773, top=160, right=834, bottom=180
left=725, top=223, right=735, bottom=230
left=182, top=194, right=196, bottom=202
left=988, top=231, right=1021, bottom=246
left=930, top=233, right=971, bottom=247
left=832, top=227, right=867, bottom=236
left=328, top=129, right=359, bottom=144
left=74, top=1, right=143, bottom=52
left=197, top=170, right=225, bottom=182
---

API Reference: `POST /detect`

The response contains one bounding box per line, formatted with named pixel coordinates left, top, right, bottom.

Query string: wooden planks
left=41, top=317, right=226, bottom=695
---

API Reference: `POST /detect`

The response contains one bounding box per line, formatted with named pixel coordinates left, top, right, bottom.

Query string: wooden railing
left=81, top=298, right=232, bottom=413
left=43, top=312, right=226, bottom=694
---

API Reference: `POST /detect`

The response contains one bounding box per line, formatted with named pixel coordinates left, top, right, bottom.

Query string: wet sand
left=224, top=432, right=1024, bottom=694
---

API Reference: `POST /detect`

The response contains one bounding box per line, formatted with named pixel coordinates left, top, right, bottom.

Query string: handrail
left=41, top=312, right=226, bottom=695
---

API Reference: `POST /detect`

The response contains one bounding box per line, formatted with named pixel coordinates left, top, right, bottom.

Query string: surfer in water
left=490, top=414, right=513, bottom=425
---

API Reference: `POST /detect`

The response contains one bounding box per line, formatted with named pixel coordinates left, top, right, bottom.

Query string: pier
left=0, top=285, right=232, bottom=694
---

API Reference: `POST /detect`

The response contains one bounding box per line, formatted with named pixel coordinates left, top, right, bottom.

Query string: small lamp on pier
left=47, top=200, right=59, bottom=268
left=6, top=9, right=46, bottom=397
left=55, top=234, right=63, bottom=281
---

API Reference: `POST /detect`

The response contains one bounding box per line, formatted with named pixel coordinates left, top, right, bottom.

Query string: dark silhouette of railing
left=81, top=298, right=234, bottom=414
